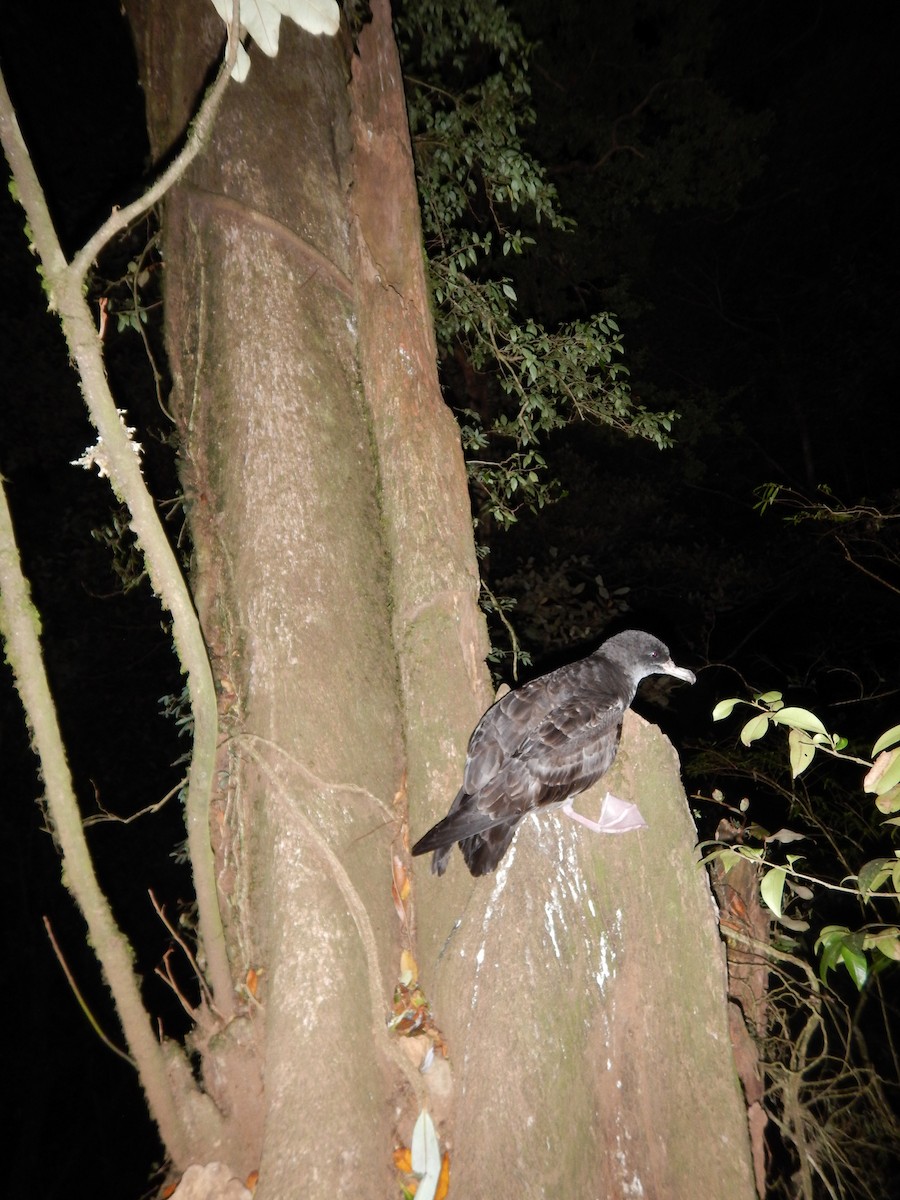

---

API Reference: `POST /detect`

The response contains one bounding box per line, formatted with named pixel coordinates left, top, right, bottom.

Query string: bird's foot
left=563, top=792, right=648, bottom=834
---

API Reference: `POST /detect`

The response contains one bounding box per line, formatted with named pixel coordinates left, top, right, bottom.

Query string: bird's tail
left=412, top=788, right=499, bottom=874
left=459, top=819, right=520, bottom=875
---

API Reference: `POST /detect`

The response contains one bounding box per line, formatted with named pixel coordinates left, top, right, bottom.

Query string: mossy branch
left=0, top=481, right=191, bottom=1162
left=0, top=2, right=242, bottom=1140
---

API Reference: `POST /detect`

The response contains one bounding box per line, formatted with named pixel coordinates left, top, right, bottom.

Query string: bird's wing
left=410, top=786, right=506, bottom=857
left=467, top=692, right=626, bottom=820
left=465, top=659, right=629, bottom=794
left=413, top=655, right=632, bottom=865
left=515, top=692, right=626, bottom=796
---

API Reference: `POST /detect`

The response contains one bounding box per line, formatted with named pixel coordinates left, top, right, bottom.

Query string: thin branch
left=69, top=15, right=240, bottom=280
left=43, top=917, right=136, bottom=1068
left=83, top=777, right=186, bottom=826
left=479, top=579, right=526, bottom=681
left=240, top=740, right=427, bottom=1107
left=835, top=536, right=900, bottom=599
left=149, top=889, right=216, bottom=1014
left=156, top=950, right=202, bottom=1022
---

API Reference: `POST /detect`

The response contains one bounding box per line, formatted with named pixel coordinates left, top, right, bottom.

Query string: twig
left=479, top=578, right=525, bottom=681
left=149, top=889, right=217, bottom=1015
left=155, top=949, right=201, bottom=1022
left=83, top=777, right=186, bottom=827
left=43, top=916, right=135, bottom=1067
left=69, top=10, right=241, bottom=281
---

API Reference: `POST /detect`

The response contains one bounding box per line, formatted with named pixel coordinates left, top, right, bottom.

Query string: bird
left=411, top=629, right=695, bottom=876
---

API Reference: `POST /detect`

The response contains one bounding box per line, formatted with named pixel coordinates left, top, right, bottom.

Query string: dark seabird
left=411, top=630, right=695, bottom=876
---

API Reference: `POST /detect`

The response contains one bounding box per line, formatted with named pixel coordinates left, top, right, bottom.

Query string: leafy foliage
left=395, top=0, right=676, bottom=529
left=702, top=686, right=900, bottom=1196
left=707, top=689, right=900, bottom=987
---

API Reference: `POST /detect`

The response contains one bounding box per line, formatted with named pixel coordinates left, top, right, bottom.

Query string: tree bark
left=127, top=2, right=756, bottom=1195
left=425, top=710, right=757, bottom=1198
left=128, top=0, right=487, bottom=1188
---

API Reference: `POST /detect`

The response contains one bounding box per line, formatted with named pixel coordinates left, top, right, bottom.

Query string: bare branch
left=43, top=917, right=136, bottom=1067
left=70, top=4, right=242, bottom=279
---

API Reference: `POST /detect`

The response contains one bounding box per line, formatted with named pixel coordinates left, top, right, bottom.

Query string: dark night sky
left=2, top=2, right=899, bottom=1195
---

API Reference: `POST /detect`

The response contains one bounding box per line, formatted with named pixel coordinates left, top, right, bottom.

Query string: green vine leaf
left=760, top=865, right=787, bottom=917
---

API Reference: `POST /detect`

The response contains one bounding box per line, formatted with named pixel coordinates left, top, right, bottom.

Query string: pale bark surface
left=127, top=3, right=756, bottom=1197
left=424, top=710, right=756, bottom=1198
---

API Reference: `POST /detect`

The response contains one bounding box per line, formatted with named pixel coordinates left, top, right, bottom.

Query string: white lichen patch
left=71, top=409, right=143, bottom=478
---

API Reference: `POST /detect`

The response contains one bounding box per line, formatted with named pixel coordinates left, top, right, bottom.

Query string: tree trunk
left=426, top=710, right=757, bottom=1198
left=128, top=0, right=489, bottom=1188
left=127, top=2, right=756, bottom=1196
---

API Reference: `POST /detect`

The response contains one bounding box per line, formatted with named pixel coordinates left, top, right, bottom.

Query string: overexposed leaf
left=285, top=0, right=340, bottom=35
left=231, top=41, right=251, bottom=80
left=872, top=723, right=900, bottom=756
left=411, top=1110, right=442, bottom=1200
left=760, top=866, right=787, bottom=917
left=773, top=706, right=828, bottom=735
left=242, top=0, right=282, bottom=56
left=864, top=748, right=900, bottom=795
left=207, top=0, right=338, bottom=80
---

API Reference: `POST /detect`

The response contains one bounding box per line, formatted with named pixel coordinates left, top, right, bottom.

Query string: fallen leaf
left=393, top=1146, right=412, bottom=1173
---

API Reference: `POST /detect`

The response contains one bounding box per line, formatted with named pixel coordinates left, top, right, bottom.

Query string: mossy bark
left=424, top=710, right=757, bottom=1199
left=127, top=2, right=755, bottom=1195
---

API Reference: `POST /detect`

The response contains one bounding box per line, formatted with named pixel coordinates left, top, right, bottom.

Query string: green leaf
left=502, top=282, right=517, bottom=301
left=715, top=847, right=746, bottom=874
left=712, top=697, right=742, bottom=721
left=740, top=712, right=771, bottom=746
left=864, top=927, right=900, bottom=962
left=772, top=707, right=828, bottom=735
left=815, top=925, right=849, bottom=982
left=788, top=727, right=816, bottom=778
left=857, top=858, right=893, bottom=902
left=872, top=723, right=900, bottom=756
left=839, top=937, right=869, bottom=990
left=756, top=690, right=783, bottom=707
left=760, top=866, right=787, bottom=917
left=867, top=748, right=900, bottom=796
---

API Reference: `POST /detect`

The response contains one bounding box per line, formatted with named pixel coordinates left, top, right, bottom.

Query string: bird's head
left=601, top=630, right=696, bottom=690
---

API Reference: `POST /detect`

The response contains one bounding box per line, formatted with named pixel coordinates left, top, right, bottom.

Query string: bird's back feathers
left=411, top=630, right=695, bottom=876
